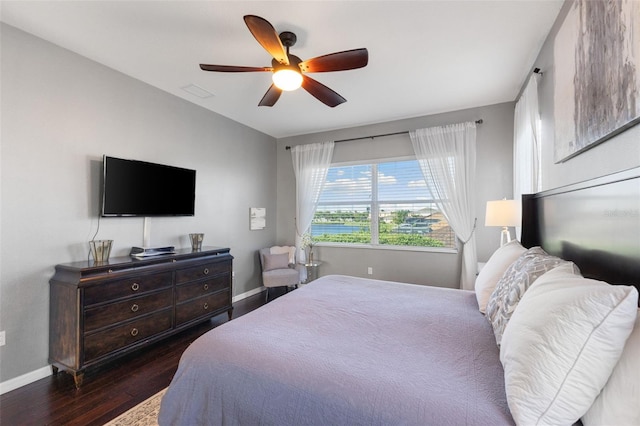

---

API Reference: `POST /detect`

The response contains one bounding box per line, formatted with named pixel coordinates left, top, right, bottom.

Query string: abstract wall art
left=554, top=0, right=640, bottom=162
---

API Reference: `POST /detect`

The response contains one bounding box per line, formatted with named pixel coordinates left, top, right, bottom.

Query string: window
left=311, top=158, right=456, bottom=249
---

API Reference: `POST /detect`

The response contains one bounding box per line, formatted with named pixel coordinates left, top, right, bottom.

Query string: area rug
left=103, top=388, right=167, bottom=426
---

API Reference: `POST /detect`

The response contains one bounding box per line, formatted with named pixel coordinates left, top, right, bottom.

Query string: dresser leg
left=51, top=365, right=59, bottom=375
left=227, top=307, right=234, bottom=321
left=73, top=372, right=84, bottom=389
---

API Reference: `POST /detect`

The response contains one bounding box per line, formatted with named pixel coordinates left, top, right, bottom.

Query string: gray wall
left=0, top=24, right=277, bottom=383
left=276, top=102, right=516, bottom=288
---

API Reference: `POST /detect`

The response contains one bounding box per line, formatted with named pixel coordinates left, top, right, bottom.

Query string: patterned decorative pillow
left=485, top=247, right=579, bottom=345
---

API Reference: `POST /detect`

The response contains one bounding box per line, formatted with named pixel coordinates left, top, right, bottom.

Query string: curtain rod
left=285, top=119, right=483, bottom=150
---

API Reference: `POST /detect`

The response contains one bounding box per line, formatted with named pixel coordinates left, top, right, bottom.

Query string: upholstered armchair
left=259, top=246, right=302, bottom=301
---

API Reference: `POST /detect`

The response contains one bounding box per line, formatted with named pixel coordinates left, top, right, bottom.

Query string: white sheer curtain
left=291, top=141, right=334, bottom=264
left=410, top=122, right=478, bottom=290
left=514, top=74, right=542, bottom=239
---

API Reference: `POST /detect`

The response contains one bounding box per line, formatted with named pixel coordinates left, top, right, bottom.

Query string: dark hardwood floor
left=0, top=289, right=275, bottom=426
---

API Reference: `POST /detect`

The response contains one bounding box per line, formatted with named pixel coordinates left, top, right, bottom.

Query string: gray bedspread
left=159, top=275, right=514, bottom=425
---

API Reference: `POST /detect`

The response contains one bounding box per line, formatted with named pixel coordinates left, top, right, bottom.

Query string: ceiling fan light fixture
left=200, top=15, right=368, bottom=106
left=272, top=68, right=303, bottom=91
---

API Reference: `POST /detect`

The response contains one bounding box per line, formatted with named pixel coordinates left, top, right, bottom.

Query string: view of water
left=311, top=223, right=368, bottom=236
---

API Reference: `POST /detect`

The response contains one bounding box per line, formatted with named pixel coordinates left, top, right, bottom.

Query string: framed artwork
left=250, top=207, right=266, bottom=230
left=553, top=0, right=640, bottom=163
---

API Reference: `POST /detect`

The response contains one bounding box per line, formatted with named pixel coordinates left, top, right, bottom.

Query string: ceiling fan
left=200, top=15, right=369, bottom=108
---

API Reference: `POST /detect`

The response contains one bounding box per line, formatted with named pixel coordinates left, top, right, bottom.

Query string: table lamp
left=485, top=199, right=521, bottom=246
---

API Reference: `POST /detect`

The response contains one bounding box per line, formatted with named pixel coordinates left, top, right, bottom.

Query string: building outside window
left=312, top=158, right=456, bottom=249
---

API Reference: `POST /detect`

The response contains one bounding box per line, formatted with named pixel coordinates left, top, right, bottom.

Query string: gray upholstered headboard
left=521, top=167, right=640, bottom=295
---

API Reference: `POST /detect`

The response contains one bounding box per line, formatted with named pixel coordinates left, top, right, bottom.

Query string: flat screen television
left=102, top=155, right=196, bottom=217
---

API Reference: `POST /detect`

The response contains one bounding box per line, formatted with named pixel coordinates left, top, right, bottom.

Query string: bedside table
left=300, top=261, right=322, bottom=283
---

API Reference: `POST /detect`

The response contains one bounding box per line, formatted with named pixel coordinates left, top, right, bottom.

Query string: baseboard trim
left=0, top=287, right=264, bottom=395
left=232, top=286, right=264, bottom=303
left=0, top=365, right=52, bottom=395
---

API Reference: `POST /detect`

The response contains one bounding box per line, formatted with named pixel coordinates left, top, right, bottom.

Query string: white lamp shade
left=485, top=199, right=521, bottom=227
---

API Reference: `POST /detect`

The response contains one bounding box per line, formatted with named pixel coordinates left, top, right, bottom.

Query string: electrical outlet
left=367, top=267, right=373, bottom=275
left=0, top=331, right=5, bottom=347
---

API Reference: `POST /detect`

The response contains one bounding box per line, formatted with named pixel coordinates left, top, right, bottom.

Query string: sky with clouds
left=319, top=160, right=435, bottom=210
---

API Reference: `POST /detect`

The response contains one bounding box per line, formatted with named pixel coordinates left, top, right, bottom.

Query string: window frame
left=312, top=156, right=458, bottom=254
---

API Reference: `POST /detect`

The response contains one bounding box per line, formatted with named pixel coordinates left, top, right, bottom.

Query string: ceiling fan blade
left=301, top=75, right=346, bottom=107
left=200, top=64, right=273, bottom=72
left=258, top=84, right=282, bottom=107
left=243, top=15, right=289, bottom=65
left=299, top=48, right=368, bottom=73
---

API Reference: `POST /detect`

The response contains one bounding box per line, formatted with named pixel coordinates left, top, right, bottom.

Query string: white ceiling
left=0, top=1, right=563, bottom=138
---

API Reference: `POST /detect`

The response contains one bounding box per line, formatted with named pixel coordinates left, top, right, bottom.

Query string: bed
left=159, top=167, right=640, bottom=426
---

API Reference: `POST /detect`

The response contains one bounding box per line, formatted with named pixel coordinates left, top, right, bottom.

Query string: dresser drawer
left=175, top=291, right=230, bottom=326
left=84, top=272, right=172, bottom=305
left=175, top=275, right=229, bottom=303
left=84, top=289, right=173, bottom=332
left=84, top=309, right=172, bottom=362
left=175, top=261, right=230, bottom=284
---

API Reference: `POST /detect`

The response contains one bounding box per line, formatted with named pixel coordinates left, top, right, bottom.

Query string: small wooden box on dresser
left=49, top=246, right=233, bottom=388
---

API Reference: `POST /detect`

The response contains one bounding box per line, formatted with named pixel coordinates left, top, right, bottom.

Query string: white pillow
left=582, top=309, right=640, bottom=426
left=500, top=263, right=638, bottom=426
left=475, top=240, right=526, bottom=313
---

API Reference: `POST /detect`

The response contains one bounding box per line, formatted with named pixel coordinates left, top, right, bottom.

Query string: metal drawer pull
left=131, top=304, right=139, bottom=312
left=203, top=303, right=209, bottom=310
left=203, top=284, right=209, bottom=291
left=203, top=268, right=209, bottom=275
left=130, top=328, right=139, bottom=337
left=131, top=283, right=140, bottom=291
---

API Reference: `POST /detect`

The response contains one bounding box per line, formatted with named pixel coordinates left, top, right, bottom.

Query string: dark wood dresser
left=49, top=246, right=233, bottom=387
